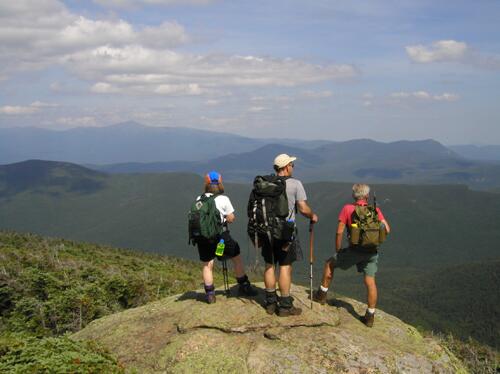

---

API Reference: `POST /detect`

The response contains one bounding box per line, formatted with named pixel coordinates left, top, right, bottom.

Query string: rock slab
left=73, top=283, right=466, bottom=373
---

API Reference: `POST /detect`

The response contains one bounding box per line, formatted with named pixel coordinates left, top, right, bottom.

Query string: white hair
left=352, top=183, right=370, bottom=200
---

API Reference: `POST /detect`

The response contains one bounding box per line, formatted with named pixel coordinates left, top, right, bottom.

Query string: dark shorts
left=328, top=247, right=378, bottom=277
left=196, top=231, right=241, bottom=262
left=259, top=234, right=300, bottom=266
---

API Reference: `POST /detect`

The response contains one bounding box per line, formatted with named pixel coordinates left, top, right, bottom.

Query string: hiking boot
left=238, top=282, right=258, bottom=297
left=313, top=288, right=327, bottom=305
left=277, top=305, right=302, bottom=317
left=265, top=290, right=278, bottom=315
left=360, top=310, right=375, bottom=327
left=277, top=296, right=302, bottom=317
left=206, top=293, right=216, bottom=304
left=265, top=301, right=278, bottom=315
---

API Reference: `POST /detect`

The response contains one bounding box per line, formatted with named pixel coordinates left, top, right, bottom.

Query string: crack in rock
left=176, top=322, right=335, bottom=335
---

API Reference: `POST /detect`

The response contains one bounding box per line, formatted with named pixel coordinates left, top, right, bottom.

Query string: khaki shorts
left=328, top=247, right=378, bottom=277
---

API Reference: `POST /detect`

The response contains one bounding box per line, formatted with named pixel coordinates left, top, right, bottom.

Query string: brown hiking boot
left=277, top=296, right=302, bottom=317
left=265, top=302, right=278, bottom=315
left=313, top=288, right=327, bottom=305
left=277, top=305, right=302, bottom=317
left=360, top=310, right=374, bottom=327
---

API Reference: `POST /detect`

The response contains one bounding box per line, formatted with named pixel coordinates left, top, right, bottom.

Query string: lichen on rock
left=73, top=283, right=467, bottom=373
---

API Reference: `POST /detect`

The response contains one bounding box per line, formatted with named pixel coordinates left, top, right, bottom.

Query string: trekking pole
left=222, top=259, right=230, bottom=296
left=309, top=220, right=314, bottom=310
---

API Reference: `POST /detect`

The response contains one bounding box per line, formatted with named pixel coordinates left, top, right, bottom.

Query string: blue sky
left=0, top=0, right=499, bottom=144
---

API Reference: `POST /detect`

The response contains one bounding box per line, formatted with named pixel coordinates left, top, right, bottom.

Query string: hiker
left=191, top=171, right=257, bottom=304
left=251, top=154, right=318, bottom=317
left=313, top=183, right=390, bottom=327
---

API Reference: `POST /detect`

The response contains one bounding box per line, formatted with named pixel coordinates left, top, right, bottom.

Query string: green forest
left=0, top=231, right=498, bottom=373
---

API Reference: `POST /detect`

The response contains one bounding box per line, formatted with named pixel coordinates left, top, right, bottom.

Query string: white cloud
left=138, top=21, right=189, bottom=49
left=406, top=40, right=468, bottom=63
left=56, top=116, right=97, bottom=126
left=93, top=0, right=216, bottom=8
left=67, top=46, right=357, bottom=95
left=390, top=91, right=459, bottom=102
left=90, top=82, right=120, bottom=93
left=0, top=101, right=58, bottom=115
left=0, top=1, right=190, bottom=77
left=154, top=83, right=204, bottom=95
left=0, top=0, right=358, bottom=98
left=406, top=39, right=500, bottom=70
left=31, top=101, right=59, bottom=108
left=248, top=106, right=267, bottom=112
left=0, top=106, right=38, bottom=115
left=301, top=90, right=333, bottom=99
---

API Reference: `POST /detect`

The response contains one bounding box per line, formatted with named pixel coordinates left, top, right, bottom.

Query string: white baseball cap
left=273, top=153, right=297, bottom=168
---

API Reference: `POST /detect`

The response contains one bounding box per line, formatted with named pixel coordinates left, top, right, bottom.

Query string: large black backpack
left=247, top=175, right=294, bottom=243
left=188, top=194, right=223, bottom=245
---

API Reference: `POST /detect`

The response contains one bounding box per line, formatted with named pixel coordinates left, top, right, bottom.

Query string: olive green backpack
left=350, top=205, right=386, bottom=250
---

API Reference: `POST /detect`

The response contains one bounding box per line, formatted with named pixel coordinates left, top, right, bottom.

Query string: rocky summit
left=73, top=283, right=466, bottom=373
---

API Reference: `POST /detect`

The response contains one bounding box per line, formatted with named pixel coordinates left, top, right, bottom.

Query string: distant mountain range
left=2, top=122, right=500, bottom=190
left=92, top=139, right=500, bottom=189
left=449, top=144, right=500, bottom=161
left=0, top=121, right=330, bottom=164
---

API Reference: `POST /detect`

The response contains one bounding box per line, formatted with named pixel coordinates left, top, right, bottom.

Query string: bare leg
left=230, top=254, right=245, bottom=279
left=278, top=264, right=292, bottom=295
left=364, top=275, right=377, bottom=309
left=321, top=260, right=335, bottom=288
left=264, top=263, right=276, bottom=290
left=202, top=260, right=214, bottom=285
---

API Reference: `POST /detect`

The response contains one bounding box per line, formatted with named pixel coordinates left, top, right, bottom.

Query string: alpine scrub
left=0, top=231, right=208, bottom=372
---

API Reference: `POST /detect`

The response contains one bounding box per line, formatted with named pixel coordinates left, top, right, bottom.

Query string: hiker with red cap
left=248, top=154, right=318, bottom=316
left=313, top=183, right=391, bottom=327
left=189, top=171, right=257, bottom=304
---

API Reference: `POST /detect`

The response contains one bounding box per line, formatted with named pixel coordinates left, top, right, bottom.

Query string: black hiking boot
left=238, top=282, right=258, bottom=297
left=360, top=310, right=375, bottom=327
left=204, top=284, right=216, bottom=304
left=265, top=290, right=278, bottom=315
left=313, top=288, right=328, bottom=305
left=206, top=293, right=216, bottom=304
left=236, top=276, right=258, bottom=297
left=277, top=296, right=302, bottom=317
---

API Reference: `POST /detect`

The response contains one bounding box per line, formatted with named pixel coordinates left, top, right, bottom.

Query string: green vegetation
left=0, top=231, right=216, bottom=372
left=1, top=162, right=499, bottom=370
left=0, top=333, right=124, bottom=373
left=0, top=231, right=497, bottom=373
left=437, top=334, right=499, bottom=374
left=333, top=262, right=500, bottom=348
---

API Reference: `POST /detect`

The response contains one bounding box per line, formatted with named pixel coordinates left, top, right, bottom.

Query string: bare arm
left=381, top=219, right=390, bottom=234
left=336, top=221, right=345, bottom=252
left=296, top=200, right=318, bottom=223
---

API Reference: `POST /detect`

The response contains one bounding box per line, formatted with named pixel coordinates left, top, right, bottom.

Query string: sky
left=0, top=0, right=499, bottom=144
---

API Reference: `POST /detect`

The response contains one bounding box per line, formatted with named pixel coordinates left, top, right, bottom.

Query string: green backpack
left=188, top=194, right=223, bottom=245
left=350, top=205, right=386, bottom=250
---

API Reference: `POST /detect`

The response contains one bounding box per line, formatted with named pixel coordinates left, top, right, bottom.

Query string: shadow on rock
left=303, top=288, right=363, bottom=321
left=175, top=285, right=266, bottom=304
left=330, top=298, right=363, bottom=320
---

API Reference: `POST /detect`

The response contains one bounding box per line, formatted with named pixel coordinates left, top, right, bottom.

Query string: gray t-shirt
left=285, top=178, right=307, bottom=221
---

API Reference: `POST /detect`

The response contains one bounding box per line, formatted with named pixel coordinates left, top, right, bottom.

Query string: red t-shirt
left=338, top=200, right=385, bottom=226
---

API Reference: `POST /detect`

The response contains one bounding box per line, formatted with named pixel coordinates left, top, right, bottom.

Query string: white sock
left=368, top=308, right=375, bottom=314
left=320, top=285, right=328, bottom=292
